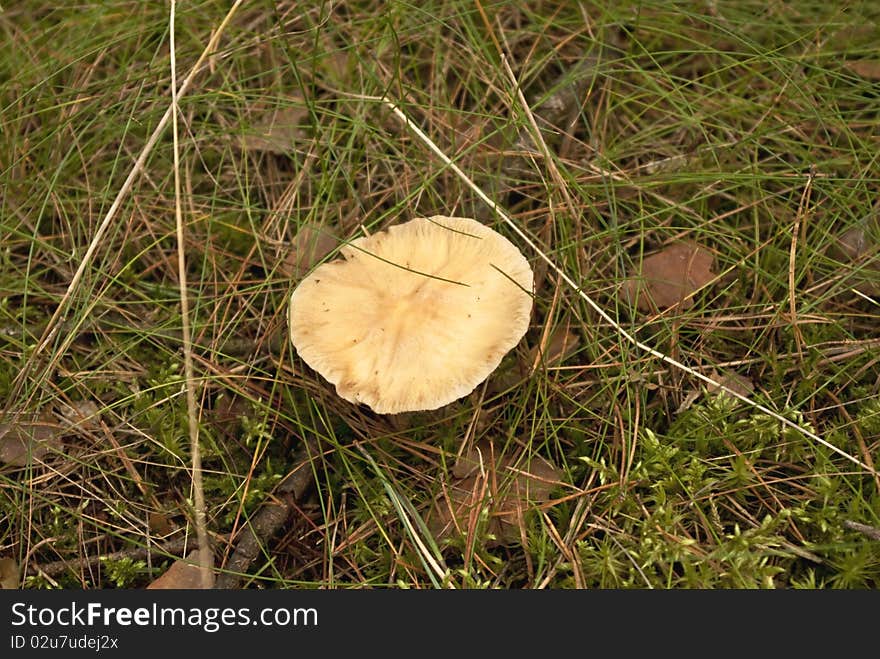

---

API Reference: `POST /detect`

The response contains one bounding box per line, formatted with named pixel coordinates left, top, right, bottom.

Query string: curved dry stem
left=380, top=96, right=877, bottom=478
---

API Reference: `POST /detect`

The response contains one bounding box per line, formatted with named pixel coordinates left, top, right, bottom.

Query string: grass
left=1, top=0, right=879, bottom=589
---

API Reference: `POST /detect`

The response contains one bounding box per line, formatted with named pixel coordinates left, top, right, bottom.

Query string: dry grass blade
left=787, top=169, right=815, bottom=358
left=499, top=54, right=578, bottom=225
left=170, top=0, right=212, bottom=590
left=379, top=97, right=877, bottom=477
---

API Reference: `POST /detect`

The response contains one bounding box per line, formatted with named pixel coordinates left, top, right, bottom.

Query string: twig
left=214, top=503, right=291, bottom=589
left=28, top=536, right=199, bottom=579
left=214, top=439, right=318, bottom=589
left=499, top=54, right=579, bottom=223
left=843, top=520, right=880, bottom=541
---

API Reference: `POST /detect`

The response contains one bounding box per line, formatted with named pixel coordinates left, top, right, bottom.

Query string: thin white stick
left=381, top=97, right=876, bottom=476
left=170, top=0, right=212, bottom=590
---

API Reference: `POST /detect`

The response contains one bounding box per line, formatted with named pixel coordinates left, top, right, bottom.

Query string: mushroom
left=288, top=215, right=534, bottom=414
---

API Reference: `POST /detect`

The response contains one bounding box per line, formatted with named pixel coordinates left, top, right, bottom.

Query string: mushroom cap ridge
left=288, top=216, right=534, bottom=414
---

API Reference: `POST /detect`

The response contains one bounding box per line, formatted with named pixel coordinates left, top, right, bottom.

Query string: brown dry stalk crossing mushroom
left=288, top=216, right=534, bottom=414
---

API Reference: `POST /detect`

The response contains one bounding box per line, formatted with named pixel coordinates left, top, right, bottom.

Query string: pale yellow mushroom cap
left=288, top=216, right=534, bottom=414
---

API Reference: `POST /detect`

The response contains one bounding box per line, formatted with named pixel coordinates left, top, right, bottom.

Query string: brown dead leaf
left=314, top=46, right=353, bottom=85
left=210, top=393, right=249, bottom=427
left=706, top=369, right=755, bottom=399
left=0, top=415, right=63, bottom=467
left=844, top=60, right=880, bottom=80
left=829, top=223, right=880, bottom=295
left=146, top=550, right=214, bottom=589
left=529, top=326, right=581, bottom=368
left=148, top=512, right=175, bottom=536
left=430, top=441, right=563, bottom=546
left=678, top=368, right=755, bottom=415
left=835, top=226, right=869, bottom=261
left=239, top=102, right=308, bottom=155
left=282, top=222, right=338, bottom=279
left=58, top=400, right=101, bottom=432
left=0, top=557, right=19, bottom=589
left=622, top=241, right=715, bottom=311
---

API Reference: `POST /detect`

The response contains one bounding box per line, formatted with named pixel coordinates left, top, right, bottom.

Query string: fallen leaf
left=0, top=415, right=63, bottom=467
left=239, top=102, right=308, bottom=155
left=622, top=241, right=715, bottom=311
left=282, top=222, right=338, bottom=279
left=210, top=393, right=249, bottom=427
left=314, top=45, right=353, bottom=85
left=844, top=60, right=880, bottom=80
left=147, top=512, right=175, bottom=536
left=58, top=400, right=101, bottom=432
left=829, top=222, right=880, bottom=295
left=528, top=325, right=581, bottom=368
left=706, top=369, right=755, bottom=399
left=429, top=441, right=563, bottom=546
left=146, top=550, right=214, bottom=589
left=0, top=557, right=19, bottom=589
left=835, top=226, right=869, bottom=261
left=676, top=367, right=757, bottom=415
